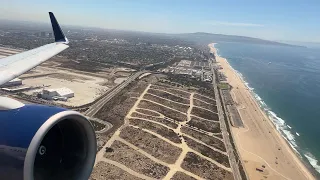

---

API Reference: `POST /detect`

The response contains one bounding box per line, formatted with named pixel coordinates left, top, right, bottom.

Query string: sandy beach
left=209, top=43, right=315, bottom=180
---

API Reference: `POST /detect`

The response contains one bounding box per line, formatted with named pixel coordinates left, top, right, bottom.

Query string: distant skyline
left=1, top=0, right=320, bottom=42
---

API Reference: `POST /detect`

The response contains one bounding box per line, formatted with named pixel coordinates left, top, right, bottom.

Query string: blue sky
left=1, top=0, right=320, bottom=42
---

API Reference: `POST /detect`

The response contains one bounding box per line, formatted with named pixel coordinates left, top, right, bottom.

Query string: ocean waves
left=214, top=43, right=320, bottom=174
left=234, top=59, right=320, bottom=174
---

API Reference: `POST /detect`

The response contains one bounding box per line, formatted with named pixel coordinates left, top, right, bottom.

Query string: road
left=85, top=71, right=144, bottom=117
left=211, top=64, right=243, bottom=180
left=87, top=117, right=113, bottom=133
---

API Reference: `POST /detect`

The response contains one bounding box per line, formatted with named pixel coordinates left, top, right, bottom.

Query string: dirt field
left=131, top=112, right=178, bottom=129
left=129, top=118, right=181, bottom=144
left=95, top=79, right=146, bottom=150
left=193, top=98, right=217, bottom=110
left=120, top=126, right=182, bottom=164
left=181, top=126, right=226, bottom=152
left=147, top=88, right=189, bottom=104
left=138, top=100, right=187, bottom=122
left=187, top=116, right=220, bottom=132
left=152, top=84, right=191, bottom=99
left=181, top=152, right=234, bottom=180
left=90, top=162, right=143, bottom=180
left=104, top=140, right=170, bottom=179
left=192, top=107, right=219, bottom=120
left=135, top=108, right=160, bottom=117
left=20, top=66, right=109, bottom=107
left=183, top=136, right=230, bottom=167
left=194, top=94, right=216, bottom=104
left=144, top=93, right=189, bottom=113
left=93, top=74, right=234, bottom=180
left=171, top=171, right=197, bottom=180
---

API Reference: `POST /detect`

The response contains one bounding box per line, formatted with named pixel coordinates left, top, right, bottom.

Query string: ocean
left=214, top=42, right=320, bottom=177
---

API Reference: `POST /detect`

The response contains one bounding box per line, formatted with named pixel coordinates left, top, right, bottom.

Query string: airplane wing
left=0, top=12, right=69, bottom=86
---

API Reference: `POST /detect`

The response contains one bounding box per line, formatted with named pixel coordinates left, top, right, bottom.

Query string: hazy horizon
left=1, top=0, right=320, bottom=43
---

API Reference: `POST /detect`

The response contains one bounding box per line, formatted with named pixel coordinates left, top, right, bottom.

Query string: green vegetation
left=218, top=83, right=230, bottom=90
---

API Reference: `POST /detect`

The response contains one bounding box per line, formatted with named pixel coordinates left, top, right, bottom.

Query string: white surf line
left=135, top=107, right=163, bottom=117
left=128, top=117, right=176, bottom=131
left=100, top=158, right=156, bottom=180
left=146, top=92, right=190, bottom=106
left=140, top=98, right=187, bottom=115
left=193, top=105, right=218, bottom=114
left=148, top=87, right=190, bottom=100
left=182, top=133, right=227, bottom=155
left=191, top=114, right=219, bottom=122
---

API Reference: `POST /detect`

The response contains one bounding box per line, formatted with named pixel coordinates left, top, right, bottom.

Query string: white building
left=42, top=87, right=74, bottom=100
left=1, top=78, right=22, bottom=87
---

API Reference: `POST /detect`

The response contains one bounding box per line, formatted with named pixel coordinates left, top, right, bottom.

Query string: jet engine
left=0, top=97, right=96, bottom=180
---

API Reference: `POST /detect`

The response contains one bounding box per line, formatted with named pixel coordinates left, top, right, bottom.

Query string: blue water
left=215, top=42, right=320, bottom=176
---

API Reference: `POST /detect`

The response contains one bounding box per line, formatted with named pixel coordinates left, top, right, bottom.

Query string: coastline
left=209, top=43, right=316, bottom=180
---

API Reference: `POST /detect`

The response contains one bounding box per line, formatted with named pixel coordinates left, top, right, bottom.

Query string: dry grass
left=135, top=108, right=160, bottom=117
left=131, top=112, right=178, bottom=129
left=151, top=84, right=191, bottom=99
left=194, top=94, right=216, bottom=104
left=104, top=140, right=169, bottom=179
left=181, top=126, right=226, bottom=152
left=187, top=116, right=220, bottom=132
left=147, top=88, right=189, bottom=104
left=193, top=98, right=217, bottom=111
left=120, top=126, right=182, bottom=164
left=89, top=161, right=143, bottom=180
left=129, top=118, right=181, bottom=143
left=192, top=107, right=219, bottom=120
left=183, top=136, right=230, bottom=168
left=144, top=93, right=189, bottom=113
left=138, top=100, right=187, bottom=122
left=171, top=171, right=197, bottom=180
left=181, top=152, right=234, bottom=180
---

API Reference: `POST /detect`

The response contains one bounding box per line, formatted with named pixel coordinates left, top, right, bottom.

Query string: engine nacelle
left=0, top=98, right=96, bottom=180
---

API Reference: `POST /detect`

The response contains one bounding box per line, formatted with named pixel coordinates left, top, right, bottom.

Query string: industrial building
left=0, top=78, right=22, bottom=87
left=42, top=87, right=74, bottom=101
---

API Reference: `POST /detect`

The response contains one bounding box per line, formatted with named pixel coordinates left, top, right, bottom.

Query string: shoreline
left=209, top=43, right=316, bottom=180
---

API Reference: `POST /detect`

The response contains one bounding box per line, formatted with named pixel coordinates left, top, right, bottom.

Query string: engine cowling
left=0, top=98, right=96, bottom=180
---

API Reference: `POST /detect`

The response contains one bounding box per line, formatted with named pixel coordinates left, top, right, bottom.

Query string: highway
left=85, top=71, right=144, bottom=117
left=211, top=64, right=243, bottom=180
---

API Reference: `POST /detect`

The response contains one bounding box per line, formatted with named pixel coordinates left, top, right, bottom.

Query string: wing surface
left=0, top=12, right=69, bottom=85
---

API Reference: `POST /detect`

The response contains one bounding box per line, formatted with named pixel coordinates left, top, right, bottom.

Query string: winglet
left=49, top=12, right=69, bottom=44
